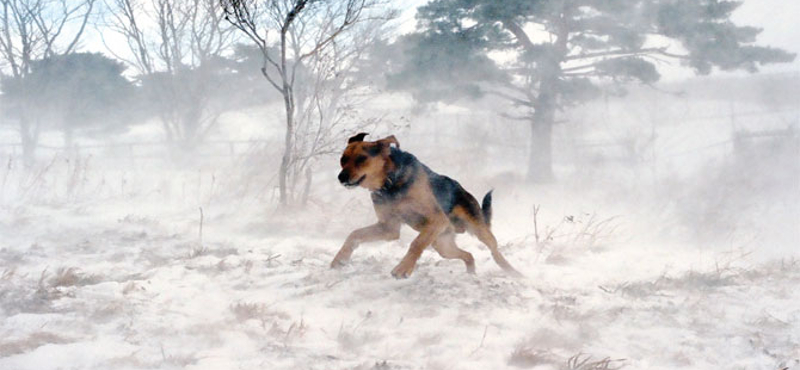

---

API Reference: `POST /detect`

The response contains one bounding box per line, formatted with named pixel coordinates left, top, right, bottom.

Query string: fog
left=0, top=1, right=798, bottom=369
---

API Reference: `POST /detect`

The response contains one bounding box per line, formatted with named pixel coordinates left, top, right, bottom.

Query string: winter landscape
left=0, top=0, right=798, bottom=369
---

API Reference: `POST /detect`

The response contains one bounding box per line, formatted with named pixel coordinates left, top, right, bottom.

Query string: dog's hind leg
left=391, top=215, right=447, bottom=278
left=331, top=222, right=400, bottom=268
left=433, top=230, right=475, bottom=274
left=469, top=222, right=524, bottom=278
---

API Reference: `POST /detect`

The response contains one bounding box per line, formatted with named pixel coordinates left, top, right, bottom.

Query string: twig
left=469, top=325, right=489, bottom=356
left=532, top=204, right=541, bottom=245
left=198, top=207, right=204, bottom=246
left=265, top=253, right=282, bottom=266
left=0, top=157, right=11, bottom=203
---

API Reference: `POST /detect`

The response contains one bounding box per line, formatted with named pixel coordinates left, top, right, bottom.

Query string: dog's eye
left=354, top=155, right=367, bottom=166
left=340, top=156, right=349, bottom=166
left=366, top=145, right=381, bottom=156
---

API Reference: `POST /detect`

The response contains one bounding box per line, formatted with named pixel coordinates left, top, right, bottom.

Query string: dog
left=331, top=132, right=522, bottom=278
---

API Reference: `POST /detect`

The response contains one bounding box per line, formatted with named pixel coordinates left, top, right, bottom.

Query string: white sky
left=728, top=0, right=800, bottom=73
left=393, top=0, right=800, bottom=77
left=83, top=0, right=799, bottom=77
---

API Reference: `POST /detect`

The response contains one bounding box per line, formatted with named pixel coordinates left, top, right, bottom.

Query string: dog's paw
left=390, top=260, right=415, bottom=279
left=330, top=257, right=349, bottom=269
left=330, top=248, right=353, bottom=269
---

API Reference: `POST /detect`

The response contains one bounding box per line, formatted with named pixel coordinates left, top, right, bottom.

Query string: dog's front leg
left=391, top=216, right=447, bottom=279
left=331, top=222, right=400, bottom=268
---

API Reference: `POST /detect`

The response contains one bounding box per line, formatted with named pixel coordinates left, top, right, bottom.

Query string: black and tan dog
left=331, top=132, right=522, bottom=278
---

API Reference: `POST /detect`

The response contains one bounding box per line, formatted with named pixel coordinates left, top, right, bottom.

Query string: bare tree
left=0, top=0, right=96, bottom=166
left=221, top=0, right=395, bottom=206
left=101, top=0, right=236, bottom=150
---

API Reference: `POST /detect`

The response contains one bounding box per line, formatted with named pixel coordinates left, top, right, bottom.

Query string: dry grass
left=597, top=257, right=781, bottom=298
left=91, top=301, right=126, bottom=321
left=160, top=345, right=198, bottom=367
left=1, top=268, right=15, bottom=281
left=230, top=301, right=267, bottom=321
left=1, top=268, right=62, bottom=314
left=337, top=312, right=378, bottom=353
left=526, top=207, right=623, bottom=264
left=230, top=302, right=306, bottom=348
left=121, top=281, right=140, bottom=295
left=566, top=353, right=626, bottom=370
left=282, top=318, right=307, bottom=347
left=187, top=242, right=207, bottom=259
left=230, top=301, right=290, bottom=324
left=243, top=259, right=254, bottom=273
left=508, top=346, right=560, bottom=368
left=27, top=267, right=103, bottom=306
left=49, top=267, right=102, bottom=287
left=36, top=268, right=63, bottom=301
left=0, top=332, right=71, bottom=357
left=509, top=349, right=626, bottom=370
left=185, top=243, right=239, bottom=260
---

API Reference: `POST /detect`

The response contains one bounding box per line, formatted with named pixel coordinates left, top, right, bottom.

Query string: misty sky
left=80, top=0, right=799, bottom=78
left=394, top=0, right=800, bottom=76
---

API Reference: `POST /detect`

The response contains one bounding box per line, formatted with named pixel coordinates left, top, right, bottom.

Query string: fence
left=0, top=139, right=272, bottom=160
left=0, top=106, right=797, bottom=175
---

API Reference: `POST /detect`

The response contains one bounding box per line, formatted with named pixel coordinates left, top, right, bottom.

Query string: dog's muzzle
left=338, top=171, right=365, bottom=188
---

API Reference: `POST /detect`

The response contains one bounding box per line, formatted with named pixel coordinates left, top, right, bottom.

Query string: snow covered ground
left=1, top=148, right=798, bottom=370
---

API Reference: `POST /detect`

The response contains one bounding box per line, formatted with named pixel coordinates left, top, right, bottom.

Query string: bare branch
left=502, top=18, right=535, bottom=52
left=566, top=46, right=690, bottom=62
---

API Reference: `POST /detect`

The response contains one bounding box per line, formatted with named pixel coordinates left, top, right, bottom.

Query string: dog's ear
left=376, top=135, right=399, bottom=150
left=364, top=135, right=399, bottom=157
left=347, top=132, right=369, bottom=144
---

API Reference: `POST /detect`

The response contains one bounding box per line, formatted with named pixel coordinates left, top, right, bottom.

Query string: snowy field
left=0, top=0, right=798, bottom=365
left=0, top=128, right=798, bottom=370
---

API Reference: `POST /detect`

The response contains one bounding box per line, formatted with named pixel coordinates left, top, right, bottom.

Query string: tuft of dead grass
left=597, top=259, right=778, bottom=298
left=508, top=346, right=560, bottom=368
left=184, top=243, right=238, bottom=260
left=30, top=267, right=102, bottom=304
left=1, top=268, right=15, bottom=281
left=509, top=349, right=626, bottom=370
left=160, top=344, right=198, bottom=367
left=524, top=207, right=623, bottom=264
left=49, top=267, right=102, bottom=287
left=230, top=301, right=290, bottom=324
left=121, top=281, right=141, bottom=295
left=337, top=312, right=378, bottom=353
left=0, top=332, right=71, bottom=357
left=91, top=301, right=126, bottom=321
left=566, top=353, right=626, bottom=370
left=230, top=301, right=266, bottom=322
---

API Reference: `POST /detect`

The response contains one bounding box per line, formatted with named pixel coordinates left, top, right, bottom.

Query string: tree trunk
left=526, top=4, right=570, bottom=183
left=527, top=117, right=553, bottom=183
left=181, top=103, right=203, bottom=152
left=301, top=166, right=312, bottom=206
left=278, top=90, right=294, bottom=206
left=64, top=127, right=75, bottom=158
left=19, top=116, right=37, bottom=167
left=278, top=22, right=296, bottom=207
left=21, top=135, right=36, bottom=168
left=528, top=74, right=558, bottom=183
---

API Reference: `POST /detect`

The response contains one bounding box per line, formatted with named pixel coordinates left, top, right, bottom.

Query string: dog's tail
left=481, top=190, right=493, bottom=226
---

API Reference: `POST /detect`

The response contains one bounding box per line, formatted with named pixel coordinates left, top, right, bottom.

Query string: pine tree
left=392, top=0, right=796, bottom=182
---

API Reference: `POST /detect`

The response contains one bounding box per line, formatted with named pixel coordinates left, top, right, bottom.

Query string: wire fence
left=0, top=107, right=796, bottom=172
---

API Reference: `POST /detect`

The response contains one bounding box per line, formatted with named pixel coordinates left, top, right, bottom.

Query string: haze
left=0, top=1, right=797, bottom=369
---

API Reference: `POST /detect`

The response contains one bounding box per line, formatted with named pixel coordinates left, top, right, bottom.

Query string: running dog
left=331, top=132, right=522, bottom=278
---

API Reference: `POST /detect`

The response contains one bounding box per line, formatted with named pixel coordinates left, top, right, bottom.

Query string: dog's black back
left=371, top=147, right=488, bottom=231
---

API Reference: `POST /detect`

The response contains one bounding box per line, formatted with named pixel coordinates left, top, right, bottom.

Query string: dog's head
left=338, top=133, right=399, bottom=191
